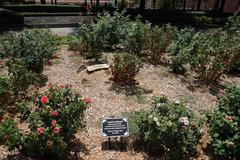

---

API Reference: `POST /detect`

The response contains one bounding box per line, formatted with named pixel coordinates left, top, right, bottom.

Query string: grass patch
left=58, top=35, right=73, bottom=45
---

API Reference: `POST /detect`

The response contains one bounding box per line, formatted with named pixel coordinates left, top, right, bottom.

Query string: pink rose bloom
left=51, top=120, right=57, bottom=126
left=83, top=98, right=92, bottom=104
left=51, top=111, right=58, bottom=116
left=36, top=127, right=45, bottom=135
left=53, top=127, right=60, bottom=134
left=225, top=116, right=232, bottom=121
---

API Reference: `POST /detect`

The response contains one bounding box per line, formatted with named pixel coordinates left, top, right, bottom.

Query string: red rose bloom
left=36, top=127, right=45, bottom=135
left=60, top=84, right=65, bottom=88
left=51, top=111, right=58, bottom=116
left=219, top=89, right=225, bottom=94
left=225, top=116, right=232, bottom=121
left=53, top=127, right=60, bottom=134
left=83, top=98, right=92, bottom=104
left=48, top=82, right=52, bottom=88
left=51, top=120, right=57, bottom=126
left=40, top=96, right=49, bottom=104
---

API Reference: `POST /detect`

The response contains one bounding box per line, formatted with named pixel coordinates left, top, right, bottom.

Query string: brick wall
left=186, top=0, right=239, bottom=12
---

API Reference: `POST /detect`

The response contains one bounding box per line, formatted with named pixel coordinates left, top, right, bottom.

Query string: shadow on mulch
left=38, top=74, right=49, bottom=87
left=109, top=83, right=153, bottom=97
left=4, top=140, right=89, bottom=160
left=178, top=74, right=227, bottom=96
left=101, top=137, right=128, bottom=152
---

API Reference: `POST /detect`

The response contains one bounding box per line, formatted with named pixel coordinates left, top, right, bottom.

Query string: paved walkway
left=24, top=15, right=81, bottom=27
left=50, top=27, right=76, bottom=36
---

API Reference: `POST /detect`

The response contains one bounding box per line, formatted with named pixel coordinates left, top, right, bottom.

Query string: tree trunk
left=171, top=0, right=176, bottom=10
left=139, top=0, right=145, bottom=14
left=40, top=0, right=46, bottom=4
left=214, top=0, right=220, bottom=11
left=183, top=0, right=187, bottom=10
left=121, top=0, right=125, bottom=9
left=96, top=0, right=100, bottom=8
left=219, top=0, right=226, bottom=12
left=197, top=0, right=201, bottom=10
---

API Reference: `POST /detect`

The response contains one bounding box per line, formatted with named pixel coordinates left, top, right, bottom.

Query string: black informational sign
left=102, top=118, right=129, bottom=137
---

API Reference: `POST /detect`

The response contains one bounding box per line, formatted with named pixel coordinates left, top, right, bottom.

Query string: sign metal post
left=102, top=117, right=129, bottom=151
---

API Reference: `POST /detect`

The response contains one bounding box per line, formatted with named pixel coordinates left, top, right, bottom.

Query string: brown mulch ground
left=42, top=45, right=218, bottom=160
left=1, top=45, right=240, bottom=160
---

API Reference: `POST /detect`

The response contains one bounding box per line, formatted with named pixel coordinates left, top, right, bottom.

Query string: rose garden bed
left=0, top=12, right=240, bottom=160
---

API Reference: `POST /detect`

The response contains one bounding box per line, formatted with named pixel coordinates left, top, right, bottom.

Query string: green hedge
left=137, top=10, right=233, bottom=26
left=0, top=8, right=24, bottom=26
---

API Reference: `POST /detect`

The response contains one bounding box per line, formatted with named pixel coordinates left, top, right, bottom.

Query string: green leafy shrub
left=224, top=15, right=240, bottom=72
left=74, top=18, right=103, bottom=61
left=16, top=101, right=32, bottom=122
left=6, top=59, right=38, bottom=95
left=73, top=11, right=129, bottom=61
left=68, top=35, right=88, bottom=53
left=0, top=30, right=59, bottom=97
left=208, top=85, right=240, bottom=159
left=112, top=52, right=143, bottom=85
left=124, top=17, right=151, bottom=56
left=135, top=96, right=203, bottom=159
left=0, top=84, right=91, bottom=157
left=224, top=14, right=240, bottom=34
left=170, top=28, right=195, bottom=74
left=0, top=76, right=12, bottom=108
left=1, top=30, right=59, bottom=73
left=94, top=11, right=130, bottom=49
left=189, top=30, right=240, bottom=82
left=0, top=118, right=21, bottom=151
left=170, top=27, right=240, bottom=82
left=116, top=0, right=129, bottom=9
left=145, top=24, right=177, bottom=62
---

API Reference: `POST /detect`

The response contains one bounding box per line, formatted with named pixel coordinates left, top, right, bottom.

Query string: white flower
left=148, top=115, right=153, bottom=119
left=179, top=117, right=189, bottom=126
left=199, top=128, right=204, bottom=134
left=156, top=121, right=160, bottom=127
left=153, top=117, right=158, bottom=122
left=156, top=103, right=161, bottom=108
left=167, top=121, right=172, bottom=126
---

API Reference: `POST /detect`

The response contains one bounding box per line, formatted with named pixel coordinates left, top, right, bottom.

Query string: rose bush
left=207, top=85, right=240, bottom=158
left=145, top=24, right=177, bottom=62
left=0, top=76, right=12, bottom=108
left=0, top=84, right=91, bottom=157
left=124, top=17, right=151, bottom=56
left=135, top=96, right=203, bottom=159
left=112, top=52, right=143, bottom=86
left=71, top=11, right=130, bottom=61
left=0, top=30, right=59, bottom=101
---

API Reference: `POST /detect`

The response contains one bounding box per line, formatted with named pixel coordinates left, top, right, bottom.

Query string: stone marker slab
left=87, top=64, right=110, bottom=72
